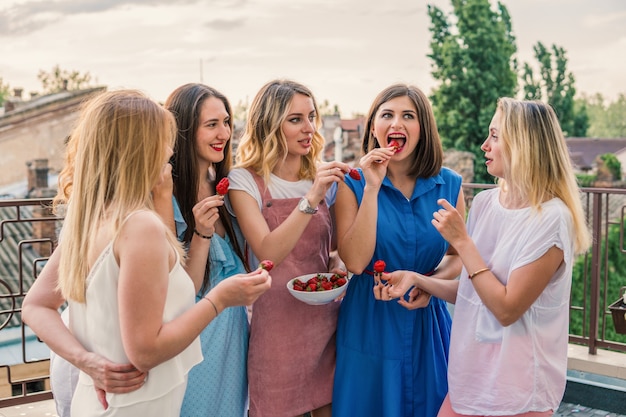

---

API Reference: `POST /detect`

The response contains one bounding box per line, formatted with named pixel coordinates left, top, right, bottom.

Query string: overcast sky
left=1, top=0, right=624, bottom=116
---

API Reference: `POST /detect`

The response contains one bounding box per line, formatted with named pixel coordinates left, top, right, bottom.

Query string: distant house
left=0, top=86, right=105, bottom=188
left=321, top=115, right=365, bottom=163
left=566, top=138, right=626, bottom=177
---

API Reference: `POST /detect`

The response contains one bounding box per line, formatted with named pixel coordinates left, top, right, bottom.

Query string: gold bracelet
left=203, top=296, right=219, bottom=316
left=468, top=267, right=490, bottom=280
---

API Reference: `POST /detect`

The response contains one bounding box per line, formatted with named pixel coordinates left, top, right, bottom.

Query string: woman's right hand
left=81, top=352, right=146, bottom=409
left=192, top=195, right=224, bottom=237
left=209, top=269, right=272, bottom=311
left=358, top=147, right=396, bottom=189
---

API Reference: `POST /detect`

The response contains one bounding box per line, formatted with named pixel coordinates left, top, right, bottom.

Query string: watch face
left=299, top=197, right=317, bottom=214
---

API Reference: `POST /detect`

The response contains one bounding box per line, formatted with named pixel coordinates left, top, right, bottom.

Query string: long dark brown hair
left=165, top=83, right=248, bottom=295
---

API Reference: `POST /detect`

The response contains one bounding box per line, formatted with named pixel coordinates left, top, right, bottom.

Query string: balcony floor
left=0, top=399, right=57, bottom=416
left=0, top=400, right=624, bottom=417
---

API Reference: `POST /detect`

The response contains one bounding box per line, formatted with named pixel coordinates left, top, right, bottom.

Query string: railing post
left=589, top=192, right=602, bottom=354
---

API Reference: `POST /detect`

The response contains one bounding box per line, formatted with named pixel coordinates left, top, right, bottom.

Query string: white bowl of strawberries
left=287, top=272, right=350, bottom=305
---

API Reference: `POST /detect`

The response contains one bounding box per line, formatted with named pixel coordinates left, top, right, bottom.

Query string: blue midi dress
left=332, top=167, right=462, bottom=417
left=174, top=201, right=250, bottom=417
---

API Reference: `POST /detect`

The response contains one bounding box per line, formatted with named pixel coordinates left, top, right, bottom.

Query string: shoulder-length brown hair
left=361, top=83, right=443, bottom=178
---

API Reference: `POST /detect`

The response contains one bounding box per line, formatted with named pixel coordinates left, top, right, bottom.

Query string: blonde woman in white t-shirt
left=381, top=98, right=591, bottom=417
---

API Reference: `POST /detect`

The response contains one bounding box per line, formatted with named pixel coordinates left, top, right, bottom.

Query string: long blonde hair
left=496, top=97, right=591, bottom=254
left=58, top=90, right=181, bottom=302
left=235, top=79, right=324, bottom=183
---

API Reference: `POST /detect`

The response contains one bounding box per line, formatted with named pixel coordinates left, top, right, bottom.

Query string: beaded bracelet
left=468, top=267, right=490, bottom=280
left=193, top=229, right=213, bottom=239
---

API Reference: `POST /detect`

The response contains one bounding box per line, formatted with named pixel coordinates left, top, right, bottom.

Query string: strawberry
left=373, top=259, right=386, bottom=285
left=321, top=281, right=333, bottom=291
left=258, top=259, right=274, bottom=271
left=216, top=177, right=230, bottom=196
left=348, top=168, right=361, bottom=180
left=336, top=277, right=347, bottom=287
left=388, top=140, right=400, bottom=153
left=373, top=260, right=386, bottom=274
left=307, top=283, right=317, bottom=292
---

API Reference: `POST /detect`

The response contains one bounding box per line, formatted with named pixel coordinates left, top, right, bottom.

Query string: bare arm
left=22, top=246, right=146, bottom=408
left=230, top=162, right=351, bottom=267
left=336, top=148, right=393, bottom=273
left=117, top=212, right=270, bottom=371
left=386, top=270, right=460, bottom=305
left=182, top=195, right=224, bottom=293
left=431, top=198, right=564, bottom=326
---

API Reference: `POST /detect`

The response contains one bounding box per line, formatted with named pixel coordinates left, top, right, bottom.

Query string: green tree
left=520, top=42, right=588, bottom=137
left=584, top=93, right=626, bottom=138
left=318, top=99, right=341, bottom=117
left=428, top=0, right=517, bottom=183
left=0, top=76, right=10, bottom=106
left=232, top=99, right=248, bottom=122
left=600, top=153, right=622, bottom=181
left=37, top=64, right=93, bottom=94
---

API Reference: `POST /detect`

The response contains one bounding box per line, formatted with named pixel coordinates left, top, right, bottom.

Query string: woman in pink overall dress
left=228, top=79, right=353, bottom=417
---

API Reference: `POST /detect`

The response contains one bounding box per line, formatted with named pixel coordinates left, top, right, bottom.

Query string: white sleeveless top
left=69, top=240, right=202, bottom=410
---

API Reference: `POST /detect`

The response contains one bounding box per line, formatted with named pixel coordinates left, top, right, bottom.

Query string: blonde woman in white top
left=382, top=98, right=591, bottom=417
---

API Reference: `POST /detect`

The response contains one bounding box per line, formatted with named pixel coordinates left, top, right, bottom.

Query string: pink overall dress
left=247, top=173, right=339, bottom=417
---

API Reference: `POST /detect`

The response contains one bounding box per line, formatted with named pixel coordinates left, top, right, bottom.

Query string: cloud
left=204, top=17, right=246, bottom=31
left=0, top=0, right=208, bottom=35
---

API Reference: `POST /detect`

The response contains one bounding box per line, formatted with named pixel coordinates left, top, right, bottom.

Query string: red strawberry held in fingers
left=348, top=168, right=361, bottom=180
left=373, top=260, right=386, bottom=274
left=373, top=259, right=386, bottom=285
left=388, top=140, right=400, bottom=153
left=216, top=177, right=230, bottom=196
left=258, top=260, right=274, bottom=272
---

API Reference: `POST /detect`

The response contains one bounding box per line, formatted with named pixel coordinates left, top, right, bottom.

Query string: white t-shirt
left=449, top=188, right=575, bottom=415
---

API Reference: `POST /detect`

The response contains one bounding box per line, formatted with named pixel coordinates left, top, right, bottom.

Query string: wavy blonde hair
left=496, top=97, right=591, bottom=254
left=235, top=79, right=324, bottom=183
left=58, top=89, right=182, bottom=302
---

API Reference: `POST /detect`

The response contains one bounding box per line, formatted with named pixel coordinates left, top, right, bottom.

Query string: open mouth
left=388, top=134, right=406, bottom=151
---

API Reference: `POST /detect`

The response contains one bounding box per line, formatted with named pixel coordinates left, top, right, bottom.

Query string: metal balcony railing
left=1, top=185, right=626, bottom=407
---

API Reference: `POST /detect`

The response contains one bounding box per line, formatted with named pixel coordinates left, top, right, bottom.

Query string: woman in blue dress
left=165, top=83, right=252, bottom=417
left=332, top=84, right=465, bottom=417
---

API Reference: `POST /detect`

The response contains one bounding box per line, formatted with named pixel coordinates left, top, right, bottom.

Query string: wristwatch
left=298, top=197, right=318, bottom=214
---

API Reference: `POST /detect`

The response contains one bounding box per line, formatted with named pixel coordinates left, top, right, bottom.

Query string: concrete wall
left=0, top=88, right=105, bottom=188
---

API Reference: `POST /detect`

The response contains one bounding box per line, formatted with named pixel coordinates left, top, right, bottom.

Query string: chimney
left=26, top=159, right=53, bottom=194
left=13, top=88, right=23, bottom=98
left=26, top=159, right=58, bottom=256
left=4, top=100, right=15, bottom=112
